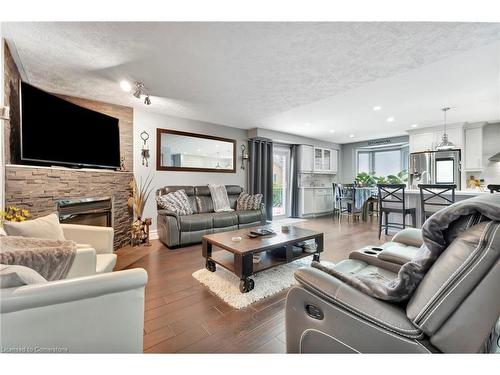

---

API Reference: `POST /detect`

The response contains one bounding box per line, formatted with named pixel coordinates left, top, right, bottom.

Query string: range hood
left=489, top=152, right=500, bottom=162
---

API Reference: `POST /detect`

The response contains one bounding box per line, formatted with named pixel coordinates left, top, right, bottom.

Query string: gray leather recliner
left=157, top=185, right=266, bottom=248
left=286, top=221, right=500, bottom=353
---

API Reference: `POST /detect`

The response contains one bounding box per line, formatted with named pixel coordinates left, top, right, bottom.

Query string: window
left=356, top=146, right=409, bottom=177
left=358, top=152, right=370, bottom=174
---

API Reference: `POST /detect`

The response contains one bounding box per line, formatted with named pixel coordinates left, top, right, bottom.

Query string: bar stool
left=487, top=184, right=500, bottom=193
left=418, top=184, right=456, bottom=226
left=377, top=184, right=416, bottom=239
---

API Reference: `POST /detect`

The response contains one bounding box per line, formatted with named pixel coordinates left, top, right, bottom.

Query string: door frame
left=272, top=145, right=291, bottom=220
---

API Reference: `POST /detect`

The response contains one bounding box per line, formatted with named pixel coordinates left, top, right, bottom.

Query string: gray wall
left=134, top=110, right=248, bottom=232
left=248, top=128, right=342, bottom=180
left=340, top=135, right=409, bottom=182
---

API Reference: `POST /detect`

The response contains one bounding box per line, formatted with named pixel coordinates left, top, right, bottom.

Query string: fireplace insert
left=57, top=197, right=112, bottom=227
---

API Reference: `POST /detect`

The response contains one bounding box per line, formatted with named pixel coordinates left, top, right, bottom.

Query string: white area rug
left=193, top=256, right=321, bottom=309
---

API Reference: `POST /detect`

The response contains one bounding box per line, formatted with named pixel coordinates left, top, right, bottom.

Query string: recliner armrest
left=157, top=209, right=179, bottom=220
left=294, top=267, right=422, bottom=338
left=391, top=228, right=423, bottom=247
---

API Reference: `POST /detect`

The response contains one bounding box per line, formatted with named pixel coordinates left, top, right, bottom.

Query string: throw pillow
left=156, top=189, right=193, bottom=216
left=0, top=264, right=48, bottom=288
left=208, top=184, right=233, bottom=212
left=236, top=192, right=263, bottom=211
left=3, top=213, right=65, bottom=240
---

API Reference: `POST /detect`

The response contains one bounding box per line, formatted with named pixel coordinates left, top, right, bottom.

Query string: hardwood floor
left=115, top=216, right=392, bottom=353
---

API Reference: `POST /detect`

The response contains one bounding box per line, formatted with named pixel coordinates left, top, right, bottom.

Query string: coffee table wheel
left=239, top=278, right=254, bottom=293
left=313, top=253, right=320, bottom=262
left=206, top=259, right=216, bottom=272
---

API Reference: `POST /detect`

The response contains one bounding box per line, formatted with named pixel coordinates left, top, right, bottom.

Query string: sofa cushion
left=237, top=210, right=262, bottom=225
left=3, top=213, right=65, bottom=241
left=213, top=212, right=238, bottom=228
left=208, top=184, right=233, bottom=212
left=236, top=192, right=263, bottom=210
left=226, top=185, right=244, bottom=209
left=157, top=186, right=197, bottom=213
left=157, top=190, right=193, bottom=216
left=179, top=213, right=214, bottom=232
left=196, top=196, right=214, bottom=213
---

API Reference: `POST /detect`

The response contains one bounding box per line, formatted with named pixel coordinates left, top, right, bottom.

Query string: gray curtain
left=290, top=145, right=300, bottom=218
left=248, top=137, right=273, bottom=221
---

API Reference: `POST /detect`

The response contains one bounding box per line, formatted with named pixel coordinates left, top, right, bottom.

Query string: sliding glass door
left=272, top=146, right=291, bottom=218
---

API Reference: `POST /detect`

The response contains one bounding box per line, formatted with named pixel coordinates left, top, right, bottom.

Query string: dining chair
left=487, top=184, right=500, bottom=193
left=336, top=183, right=362, bottom=222
left=418, top=184, right=456, bottom=226
left=377, top=184, right=416, bottom=239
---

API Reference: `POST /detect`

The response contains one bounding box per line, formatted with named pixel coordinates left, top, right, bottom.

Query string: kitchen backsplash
left=299, top=173, right=336, bottom=188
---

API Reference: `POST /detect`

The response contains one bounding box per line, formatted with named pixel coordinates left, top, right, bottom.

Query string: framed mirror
left=156, top=129, right=236, bottom=173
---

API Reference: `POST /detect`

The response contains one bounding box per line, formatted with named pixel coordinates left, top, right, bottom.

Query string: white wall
left=133, top=110, right=248, bottom=232
left=1, top=28, right=5, bottom=210
left=479, top=122, right=500, bottom=185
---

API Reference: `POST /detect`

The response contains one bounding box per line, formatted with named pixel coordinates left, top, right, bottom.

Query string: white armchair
left=61, top=224, right=117, bottom=277
left=0, top=268, right=148, bottom=353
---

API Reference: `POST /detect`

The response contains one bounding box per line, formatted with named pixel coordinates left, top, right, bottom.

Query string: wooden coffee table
left=202, top=224, right=324, bottom=293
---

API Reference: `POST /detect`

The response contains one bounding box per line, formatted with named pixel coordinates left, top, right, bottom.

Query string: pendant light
left=436, top=107, right=455, bottom=150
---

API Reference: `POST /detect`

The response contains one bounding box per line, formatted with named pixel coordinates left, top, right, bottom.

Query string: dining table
left=335, top=186, right=378, bottom=221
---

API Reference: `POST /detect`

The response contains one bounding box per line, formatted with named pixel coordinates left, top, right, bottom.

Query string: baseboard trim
left=149, top=229, right=159, bottom=240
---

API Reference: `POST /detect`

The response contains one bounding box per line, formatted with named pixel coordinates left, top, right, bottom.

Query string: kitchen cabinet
left=409, top=132, right=435, bottom=153
left=464, top=125, right=484, bottom=171
left=298, top=145, right=314, bottom=173
left=313, top=188, right=334, bottom=213
left=313, top=147, right=338, bottom=173
left=299, top=188, right=334, bottom=217
left=409, top=125, right=464, bottom=153
left=300, top=189, right=315, bottom=215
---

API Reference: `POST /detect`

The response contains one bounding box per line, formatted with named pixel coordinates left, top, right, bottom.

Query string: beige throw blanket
left=0, top=236, right=77, bottom=281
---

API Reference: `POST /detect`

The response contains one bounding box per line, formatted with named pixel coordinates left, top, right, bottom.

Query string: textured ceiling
left=3, top=22, right=500, bottom=143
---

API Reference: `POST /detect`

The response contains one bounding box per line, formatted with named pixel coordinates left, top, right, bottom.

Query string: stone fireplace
left=5, top=166, right=134, bottom=250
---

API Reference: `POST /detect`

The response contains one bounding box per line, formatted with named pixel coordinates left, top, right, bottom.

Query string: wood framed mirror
left=156, top=129, right=237, bottom=173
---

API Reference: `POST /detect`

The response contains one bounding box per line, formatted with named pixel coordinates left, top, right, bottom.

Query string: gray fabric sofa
left=156, top=185, right=266, bottom=248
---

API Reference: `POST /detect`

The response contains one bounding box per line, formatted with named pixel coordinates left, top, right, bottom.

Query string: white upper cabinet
left=409, top=132, right=435, bottom=153
left=298, top=145, right=314, bottom=172
left=409, top=125, right=464, bottom=153
left=464, top=125, right=484, bottom=171
left=298, top=145, right=338, bottom=174
left=313, top=147, right=338, bottom=173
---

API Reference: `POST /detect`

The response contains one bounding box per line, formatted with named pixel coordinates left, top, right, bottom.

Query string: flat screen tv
left=20, top=82, right=121, bottom=170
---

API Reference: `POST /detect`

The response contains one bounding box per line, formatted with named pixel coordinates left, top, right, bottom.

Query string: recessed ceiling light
left=373, top=106, right=381, bottom=111
left=120, top=80, right=132, bottom=92
left=411, top=123, right=419, bottom=128
left=386, top=116, right=395, bottom=122
left=329, top=129, right=336, bottom=133
left=349, top=134, right=355, bottom=138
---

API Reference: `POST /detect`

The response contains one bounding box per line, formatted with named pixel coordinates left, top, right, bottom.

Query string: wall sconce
left=1, top=106, right=10, bottom=121
left=140, top=130, right=151, bottom=167
left=241, top=144, right=249, bottom=170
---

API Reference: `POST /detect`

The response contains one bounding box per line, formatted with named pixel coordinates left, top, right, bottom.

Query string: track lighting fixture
left=133, top=82, right=145, bottom=99
left=122, top=81, right=152, bottom=105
